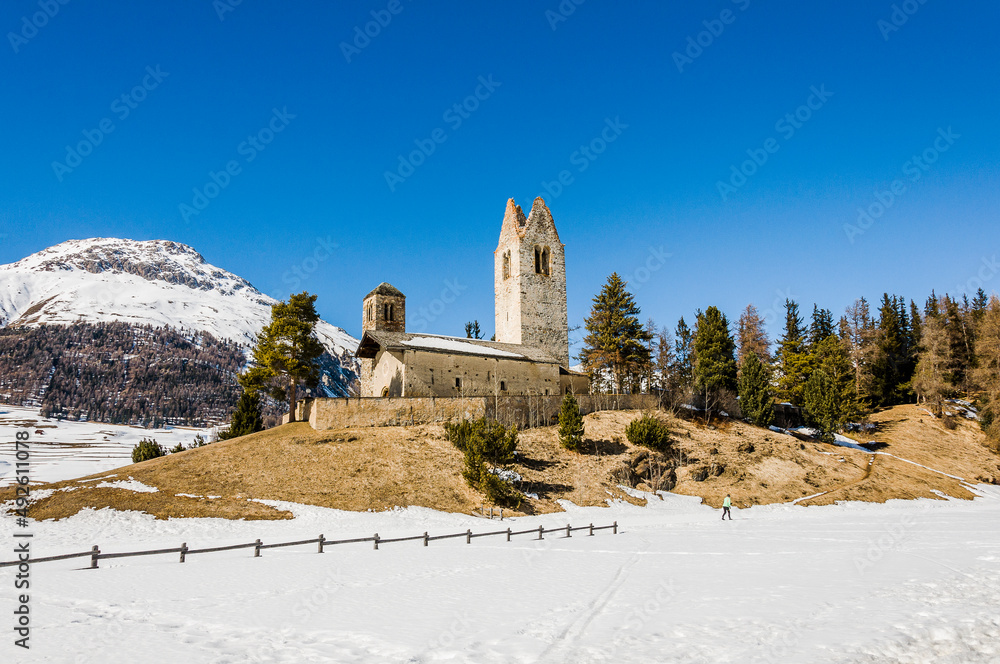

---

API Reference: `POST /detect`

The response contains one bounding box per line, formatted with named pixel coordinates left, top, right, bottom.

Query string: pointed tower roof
left=496, top=198, right=528, bottom=247
left=365, top=282, right=405, bottom=299
left=527, top=197, right=560, bottom=242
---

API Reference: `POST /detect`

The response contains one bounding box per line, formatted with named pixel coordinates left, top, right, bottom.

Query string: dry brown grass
left=5, top=404, right=997, bottom=521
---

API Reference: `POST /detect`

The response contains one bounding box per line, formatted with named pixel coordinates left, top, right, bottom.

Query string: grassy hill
left=6, top=404, right=999, bottom=521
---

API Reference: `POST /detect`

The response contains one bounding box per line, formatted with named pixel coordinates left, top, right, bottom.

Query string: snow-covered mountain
left=0, top=238, right=359, bottom=395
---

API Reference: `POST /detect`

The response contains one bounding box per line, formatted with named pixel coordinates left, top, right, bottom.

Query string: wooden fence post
left=506, top=528, right=511, bottom=542
left=466, top=529, right=472, bottom=544
left=499, top=508, right=503, bottom=521
left=613, top=521, right=618, bottom=535
left=89, top=545, right=99, bottom=569
left=423, top=532, right=428, bottom=547
left=254, top=539, right=262, bottom=557
left=537, top=525, right=544, bottom=540
left=179, top=542, right=187, bottom=563
left=589, top=523, right=594, bottom=536
left=317, top=535, right=325, bottom=553
left=374, top=534, right=379, bottom=550
left=566, top=524, right=571, bottom=538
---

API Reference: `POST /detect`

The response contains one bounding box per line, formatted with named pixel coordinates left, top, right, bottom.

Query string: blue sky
left=2, top=1, right=998, bottom=355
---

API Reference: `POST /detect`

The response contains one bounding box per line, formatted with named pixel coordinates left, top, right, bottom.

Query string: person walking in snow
left=721, top=494, right=732, bottom=520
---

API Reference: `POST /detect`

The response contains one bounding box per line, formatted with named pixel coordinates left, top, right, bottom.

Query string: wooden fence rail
left=0, top=522, right=618, bottom=570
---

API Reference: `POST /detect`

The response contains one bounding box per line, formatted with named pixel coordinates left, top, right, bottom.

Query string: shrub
left=446, top=417, right=520, bottom=506
left=942, top=414, right=958, bottom=430
left=131, top=438, right=165, bottom=463
left=445, top=417, right=516, bottom=466
left=190, top=434, right=207, bottom=448
left=558, top=393, right=585, bottom=451
left=168, top=442, right=185, bottom=454
left=625, top=413, right=672, bottom=453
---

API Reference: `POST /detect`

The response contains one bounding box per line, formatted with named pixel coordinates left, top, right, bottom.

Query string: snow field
left=2, top=485, right=1000, bottom=663
left=0, top=405, right=213, bottom=487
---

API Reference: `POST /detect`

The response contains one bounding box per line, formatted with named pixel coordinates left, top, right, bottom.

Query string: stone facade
left=494, top=198, right=570, bottom=367
left=356, top=332, right=588, bottom=398
left=286, top=393, right=659, bottom=430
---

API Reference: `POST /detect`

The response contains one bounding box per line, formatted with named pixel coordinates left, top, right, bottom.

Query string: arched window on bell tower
left=502, top=250, right=511, bottom=280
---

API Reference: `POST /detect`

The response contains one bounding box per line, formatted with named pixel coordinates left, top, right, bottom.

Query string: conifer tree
left=803, top=370, right=839, bottom=443
left=218, top=388, right=265, bottom=440
left=738, top=351, right=773, bottom=427
left=581, top=274, right=652, bottom=393
left=870, top=294, right=910, bottom=406
left=811, top=334, right=861, bottom=423
left=672, top=317, right=695, bottom=391
left=241, top=292, right=325, bottom=421
left=464, top=320, right=483, bottom=339
left=558, top=393, right=585, bottom=451
left=808, top=305, right=835, bottom=349
left=943, top=295, right=974, bottom=392
left=909, top=299, right=923, bottom=351
left=693, top=306, right=737, bottom=420
left=775, top=300, right=812, bottom=405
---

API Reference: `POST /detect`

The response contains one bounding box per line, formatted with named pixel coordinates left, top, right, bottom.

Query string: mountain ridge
left=0, top=238, right=360, bottom=419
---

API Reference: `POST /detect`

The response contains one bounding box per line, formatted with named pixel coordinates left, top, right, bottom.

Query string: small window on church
left=534, top=246, right=541, bottom=274
left=455, top=377, right=462, bottom=388
left=541, top=247, right=550, bottom=276
left=388, top=304, right=394, bottom=322
left=500, top=381, right=507, bottom=391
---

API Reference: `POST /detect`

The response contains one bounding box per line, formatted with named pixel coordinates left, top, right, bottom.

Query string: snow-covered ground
left=3, top=485, right=999, bottom=662
left=0, top=405, right=213, bottom=487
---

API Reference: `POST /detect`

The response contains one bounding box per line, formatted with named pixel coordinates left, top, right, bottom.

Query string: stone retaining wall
left=284, top=394, right=662, bottom=430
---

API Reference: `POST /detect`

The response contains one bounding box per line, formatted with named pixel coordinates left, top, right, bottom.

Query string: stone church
left=357, top=197, right=589, bottom=398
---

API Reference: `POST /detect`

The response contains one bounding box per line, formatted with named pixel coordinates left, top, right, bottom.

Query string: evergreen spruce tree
left=775, top=300, right=812, bottom=405
left=558, top=393, right=585, bottom=451
left=464, top=321, right=483, bottom=339
left=808, top=305, right=835, bottom=349
left=811, top=335, right=861, bottom=423
left=909, top=299, right=923, bottom=351
left=925, top=290, right=941, bottom=318
left=241, top=292, right=325, bottom=421
left=738, top=351, right=773, bottom=427
left=218, top=388, right=265, bottom=440
left=580, top=273, right=652, bottom=394
left=803, top=370, right=839, bottom=443
left=944, top=295, right=973, bottom=392
left=870, top=294, right=909, bottom=406
left=672, top=317, right=695, bottom=391
left=693, top=306, right=737, bottom=420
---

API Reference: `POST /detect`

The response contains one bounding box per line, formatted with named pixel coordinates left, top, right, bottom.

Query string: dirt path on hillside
left=796, top=454, right=877, bottom=506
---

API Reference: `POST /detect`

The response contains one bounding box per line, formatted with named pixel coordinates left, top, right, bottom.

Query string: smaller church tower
left=363, top=282, right=405, bottom=333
